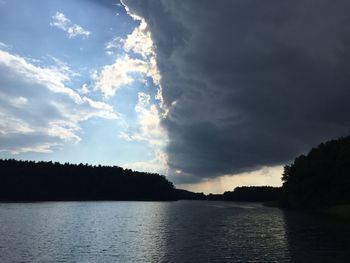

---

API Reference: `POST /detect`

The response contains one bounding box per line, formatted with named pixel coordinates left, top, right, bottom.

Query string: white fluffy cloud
left=99, top=6, right=160, bottom=98
left=98, top=3, right=166, bottom=174
left=50, top=12, right=90, bottom=39
left=123, top=20, right=154, bottom=59
left=121, top=12, right=161, bottom=87
left=119, top=92, right=168, bottom=175
left=119, top=92, right=167, bottom=145
left=94, top=52, right=160, bottom=98
left=105, top=37, right=122, bottom=52
left=0, top=49, right=117, bottom=154
left=134, top=92, right=166, bottom=145
left=94, top=55, right=149, bottom=97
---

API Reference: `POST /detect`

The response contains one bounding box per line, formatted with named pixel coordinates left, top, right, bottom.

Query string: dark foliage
left=222, top=186, right=281, bottom=202
left=0, top=159, right=177, bottom=201
left=203, top=186, right=281, bottom=201
left=176, top=187, right=282, bottom=202
left=176, top=189, right=206, bottom=200
left=282, top=136, right=350, bottom=208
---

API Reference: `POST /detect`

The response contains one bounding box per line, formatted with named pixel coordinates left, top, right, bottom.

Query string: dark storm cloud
left=123, top=0, right=350, bottom=183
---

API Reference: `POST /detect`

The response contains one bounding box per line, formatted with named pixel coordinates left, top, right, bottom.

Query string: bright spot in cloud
left=123, top=149, right=168, bottom=175
left=94, top=55, right=149, bottom=97
left=119, top=92, right=167, bottom=146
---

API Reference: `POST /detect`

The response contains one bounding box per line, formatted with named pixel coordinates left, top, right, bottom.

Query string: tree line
left=0, top=159, right=177, bottom=201
left=204, top=186, right=281, bottom=202
left=3, top=133, right=348, bottom=206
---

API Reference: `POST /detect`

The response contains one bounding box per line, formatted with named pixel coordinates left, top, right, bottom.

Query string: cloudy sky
left=1, top=0, right=350, bottom=193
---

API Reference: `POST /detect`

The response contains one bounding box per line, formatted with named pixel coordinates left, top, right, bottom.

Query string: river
left=0, top=201, right=349, bottom=262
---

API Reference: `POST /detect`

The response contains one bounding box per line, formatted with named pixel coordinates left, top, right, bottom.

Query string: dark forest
left=0, top=159, right=281, bottom=202
left=281, top=136, right=350, bottom=208
left=0, top=159, right=177, bottom=201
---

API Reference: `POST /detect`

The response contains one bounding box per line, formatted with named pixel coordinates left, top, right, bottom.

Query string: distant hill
left=281, top=136, right=350, bottom=208
left=0, top=159, right=177, bottom=201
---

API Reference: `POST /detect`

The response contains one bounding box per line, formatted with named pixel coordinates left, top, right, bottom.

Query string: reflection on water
left=161, top=202, right=290, bottom=262
left=283, top=210, right=350, bottom=262
left=0, top=201, right=349, bottom=262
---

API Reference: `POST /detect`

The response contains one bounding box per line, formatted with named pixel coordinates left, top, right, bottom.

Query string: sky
left=0, top=0, right=167, bottom=176
left=1, top=0, right=350, bottom=194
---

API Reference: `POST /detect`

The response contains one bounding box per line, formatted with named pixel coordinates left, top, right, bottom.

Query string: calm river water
left=0, top=201, right=349, bottom=262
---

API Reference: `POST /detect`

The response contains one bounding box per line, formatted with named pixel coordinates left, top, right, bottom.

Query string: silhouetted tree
left=0, top=159, right=177, bottom=201
left=281, top=136, right=350, bottom=208
left=176, top=189, right=206, bottom=200
left=222, top=186, right=281, bottom=201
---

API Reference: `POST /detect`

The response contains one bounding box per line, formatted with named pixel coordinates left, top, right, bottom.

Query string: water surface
left=0, top=201, right=349, bottom=262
